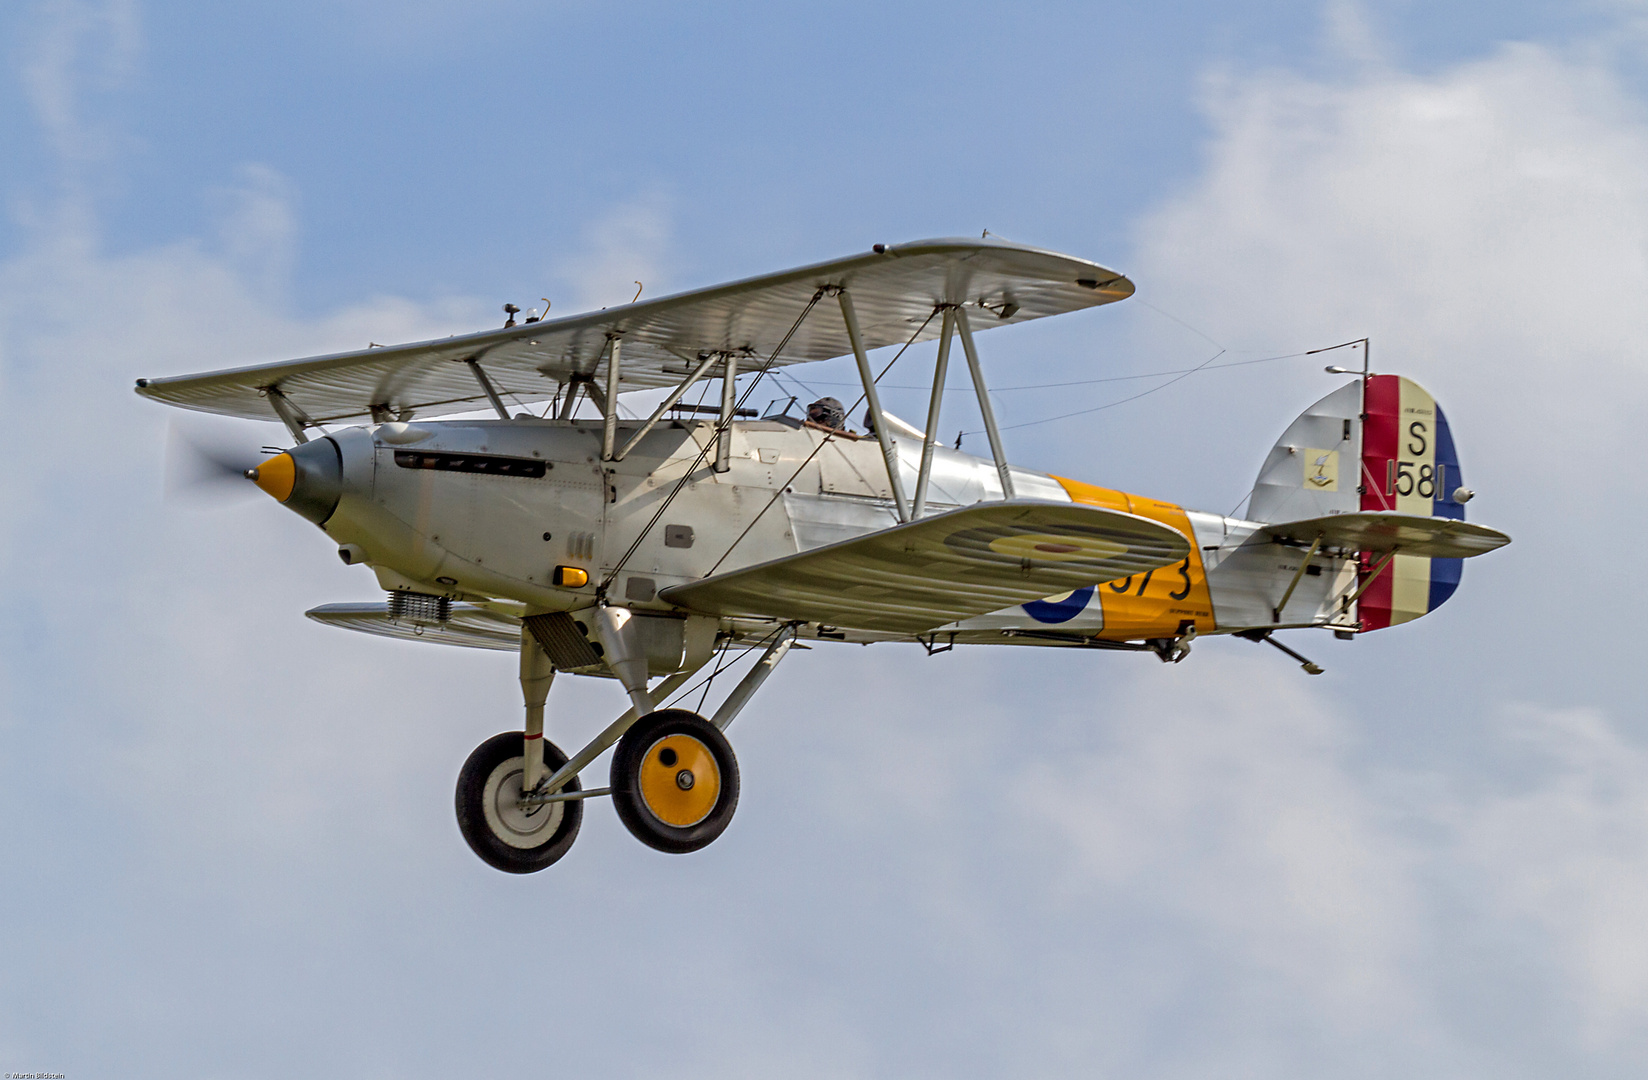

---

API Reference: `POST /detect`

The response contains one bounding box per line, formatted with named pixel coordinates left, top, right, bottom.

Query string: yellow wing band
left=1051, top=477, right=1216, bottom=640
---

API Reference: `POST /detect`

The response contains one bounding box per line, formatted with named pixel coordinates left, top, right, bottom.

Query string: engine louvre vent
left=523, top=612, right=603, bottom=670
left=387, top=591, right=452, bottom=624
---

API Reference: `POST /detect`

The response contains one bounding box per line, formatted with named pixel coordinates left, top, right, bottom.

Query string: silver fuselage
left=307, top=416, right=1356, bottom=656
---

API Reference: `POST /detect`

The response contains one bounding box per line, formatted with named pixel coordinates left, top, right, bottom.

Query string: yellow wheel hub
left=637, top=734, right=721, bottom=827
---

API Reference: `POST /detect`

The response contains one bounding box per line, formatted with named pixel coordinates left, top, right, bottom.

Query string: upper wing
left=660, top=500, right=1189, bottom=635
left=135, top=237, right=1133, bottom=426
left=1264, top=512, right=1511, bottom=558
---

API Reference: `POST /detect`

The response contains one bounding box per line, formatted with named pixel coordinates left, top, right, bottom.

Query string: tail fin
left=1250, top=375, right=1470, bottom=630
left=1249, top=381, right=1363, bottom=525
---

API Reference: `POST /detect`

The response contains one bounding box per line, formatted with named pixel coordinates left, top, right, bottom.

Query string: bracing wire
left=771, top=365, right=823, bottom=402
left=694, top=636, right=736, bottom=713
left=704, top=308, right=939, bottom=577
left=659, top=623, right=788, bottom=712
left=1130, top=298, right=1227, bottom=351
left=601, top=289, right=827, bottom=588
left=967, top=346, right=1227, bottom=435
left=798, top=349, right=1313, bottom=394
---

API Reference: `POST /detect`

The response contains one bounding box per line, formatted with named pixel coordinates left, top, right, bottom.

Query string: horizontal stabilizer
left=1264, top=512, right=1510, bottom=559
left=306, top=602, right=520, bottom=650
left=660, top=500, right=1189, bottom=635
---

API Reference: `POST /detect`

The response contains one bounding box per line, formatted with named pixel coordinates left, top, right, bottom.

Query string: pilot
left=806, top=397, right=847, bottom=431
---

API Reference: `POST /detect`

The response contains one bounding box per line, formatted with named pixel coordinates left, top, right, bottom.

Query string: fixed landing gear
left=455, top=732, right=583, bottom=873
left=610, top=710, right=740, bottom=853
left=451, top=619, right=793, bottom=872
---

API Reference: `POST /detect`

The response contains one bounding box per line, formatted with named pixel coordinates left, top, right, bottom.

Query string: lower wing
left=661, top=500, right=1190, bottom=635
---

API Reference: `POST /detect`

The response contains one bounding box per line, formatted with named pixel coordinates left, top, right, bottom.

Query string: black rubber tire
left=611, top=710, right=740, bottom=854
left=455, top=732, right=582, bottom=873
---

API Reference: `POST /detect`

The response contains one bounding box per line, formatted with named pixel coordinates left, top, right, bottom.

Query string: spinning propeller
left=163, top=419, right=285, bottom=504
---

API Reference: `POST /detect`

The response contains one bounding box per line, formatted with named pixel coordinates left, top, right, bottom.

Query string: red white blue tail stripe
left=1358, top=374, right=1465, bottom=629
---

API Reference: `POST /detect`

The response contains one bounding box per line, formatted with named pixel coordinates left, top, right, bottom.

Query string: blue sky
left=5, top=2, right=1648, bottom=1077
left=1, top=1, right=1621, bottom=308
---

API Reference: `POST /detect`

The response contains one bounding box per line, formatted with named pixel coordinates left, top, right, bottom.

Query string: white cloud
left=549, top=189, right=674, bottom=313
left=1111, top=24, right=1648, bottom=1070
left=1448, top=703, right=1648, bottom=1048
left=1134, top=38, right=1648, bottom=480
left=18, top=0, right=140, bottom=177
left=208, top=163, right=301, bottom=299
left=1018, top=656, right=1424, bottom=1035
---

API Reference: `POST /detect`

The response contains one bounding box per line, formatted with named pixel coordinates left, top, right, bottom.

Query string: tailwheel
left=611, top=710, right=740, bottom=854
left=455, top=732, right=582, bottom=873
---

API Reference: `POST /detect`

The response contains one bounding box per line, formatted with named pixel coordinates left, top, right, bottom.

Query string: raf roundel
left=1023, top=586, right=1096, bottom=624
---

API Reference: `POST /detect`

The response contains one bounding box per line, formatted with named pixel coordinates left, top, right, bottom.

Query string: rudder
left=1357, top=374, right=1466, bottom=629
left=1248, top=374, right=1472, bottom=630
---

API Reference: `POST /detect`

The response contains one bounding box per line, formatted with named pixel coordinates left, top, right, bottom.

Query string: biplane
left=137, top=238, right=1509, bottom=872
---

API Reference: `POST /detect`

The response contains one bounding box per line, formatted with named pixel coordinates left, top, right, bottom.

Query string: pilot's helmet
left=806, top=397, right=846, bottom=430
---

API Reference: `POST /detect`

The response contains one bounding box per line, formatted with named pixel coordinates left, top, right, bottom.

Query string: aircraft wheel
left=455, top=732, right=582, bottom=873
left=611, top=710, right=740, bottom=854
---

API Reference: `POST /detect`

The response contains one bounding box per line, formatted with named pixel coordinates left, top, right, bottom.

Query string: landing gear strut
left=454, top=630, right=583, bottom=874
left=453, top=618, right=795, bottom=870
